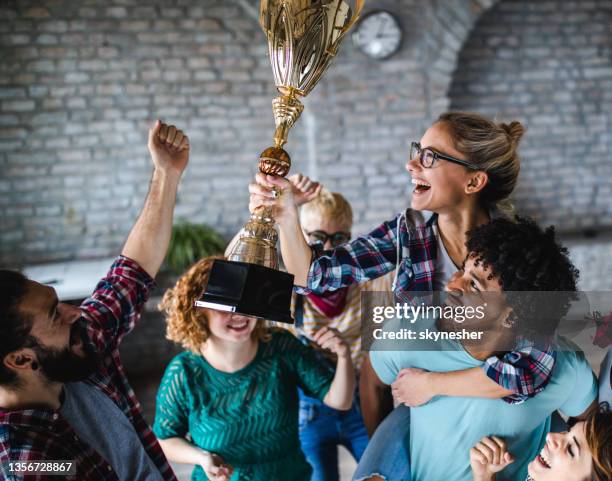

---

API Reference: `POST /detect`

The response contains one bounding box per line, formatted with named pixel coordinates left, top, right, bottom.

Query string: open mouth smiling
left=411, top=178, right=431, bottom=194
left=537, top=449, right=552, bottom=469
left=227, top=320, right=249, bottom=331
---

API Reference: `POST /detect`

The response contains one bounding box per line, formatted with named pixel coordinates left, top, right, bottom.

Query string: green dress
left=153, top=329, right=334, bottom=481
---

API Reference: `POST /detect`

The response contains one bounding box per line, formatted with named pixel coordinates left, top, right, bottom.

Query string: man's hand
left=288, top=173, right=322, bottom=206
left=391, top=367, right=436, bottom=407
left=469, top=436, right=514, bottom=481
left=199, top=451, right=234, bottom=481
left=148, top=120, right=190, bottom=177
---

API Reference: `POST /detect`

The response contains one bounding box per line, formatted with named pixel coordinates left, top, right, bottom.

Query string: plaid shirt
left=0, top=256, right=177, bottom=481
left=298, top=209, right=556, bottom=404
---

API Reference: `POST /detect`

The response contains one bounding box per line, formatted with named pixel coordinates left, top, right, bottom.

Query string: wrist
left=337, top=350, right=352, bottom=363
left=428, top=371, right=444, bottom=397
left=197, top=449, right=211, bottom=466
left=152, top=167, right=182, bottom=185
left=277, top=208, right=301, bottom=236
left=281, top=203, right=300, bottom=226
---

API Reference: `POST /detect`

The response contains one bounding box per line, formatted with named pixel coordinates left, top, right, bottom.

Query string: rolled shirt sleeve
left=79, top=255, right=155, bottom=354
left=482, top=339, right=556, bottom=404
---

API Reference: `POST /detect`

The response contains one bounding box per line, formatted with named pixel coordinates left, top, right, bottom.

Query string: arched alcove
left=448, top=0, right=612, bottom=232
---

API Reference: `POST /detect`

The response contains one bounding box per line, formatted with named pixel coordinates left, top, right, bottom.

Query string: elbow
left=323, top=385, right=354, bottom=411
left=324, top=397, right=353, bottom=411
left=157, top=438, right=172, bottom=456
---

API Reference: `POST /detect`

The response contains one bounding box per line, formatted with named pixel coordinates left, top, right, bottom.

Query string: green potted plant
left=165, top=220, right=227, bottom=275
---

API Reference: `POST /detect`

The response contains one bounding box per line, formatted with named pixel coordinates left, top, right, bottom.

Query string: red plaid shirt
left=0, top=256, right=177, bottom=481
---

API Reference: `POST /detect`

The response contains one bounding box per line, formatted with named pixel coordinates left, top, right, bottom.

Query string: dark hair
left=0, top=270, right=33, bottom=386
left=466, top=217, right=579, bottom=336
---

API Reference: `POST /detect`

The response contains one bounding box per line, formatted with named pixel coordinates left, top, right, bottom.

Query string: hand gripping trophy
left=197, top=0, right=364, bottom=322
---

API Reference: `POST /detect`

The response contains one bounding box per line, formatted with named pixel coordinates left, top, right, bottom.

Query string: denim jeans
left=298, top=389, right=370, bottom=481
left=352, top=405, right=411, bottom=481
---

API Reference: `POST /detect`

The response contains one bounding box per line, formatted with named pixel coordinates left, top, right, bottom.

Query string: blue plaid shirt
left=298, top=209, right=556, bottom=403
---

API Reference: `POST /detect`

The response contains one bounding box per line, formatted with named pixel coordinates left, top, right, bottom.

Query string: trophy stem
left=272, top=90, right=304, bottom=148
left=227, top=143, right=293, bottom=269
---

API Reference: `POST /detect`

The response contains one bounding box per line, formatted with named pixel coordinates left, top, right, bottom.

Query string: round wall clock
left=352, top=10, right=402, bottom=60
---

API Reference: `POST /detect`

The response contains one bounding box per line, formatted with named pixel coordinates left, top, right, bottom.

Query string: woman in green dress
left=153, top=256, right=355, bottom=481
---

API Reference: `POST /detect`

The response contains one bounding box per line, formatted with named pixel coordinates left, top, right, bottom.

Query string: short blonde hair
left=300, top=188, right=353, bottom=228
left=438, top=111, right=525, bottom=216
left=158, top=256, right=270, bottom=353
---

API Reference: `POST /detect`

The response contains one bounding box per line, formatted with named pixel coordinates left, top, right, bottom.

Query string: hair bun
left=500, top=121, right=525, bottom=148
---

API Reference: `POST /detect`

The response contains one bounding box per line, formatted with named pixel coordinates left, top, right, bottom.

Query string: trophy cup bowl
left=197, top=0, right=363, bottom=323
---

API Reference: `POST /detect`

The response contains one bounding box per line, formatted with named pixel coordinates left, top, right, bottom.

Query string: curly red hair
left=158, top=256, right=270, bottom=353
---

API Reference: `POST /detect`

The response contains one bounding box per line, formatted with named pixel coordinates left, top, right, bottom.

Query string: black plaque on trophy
left=196, top=259, right=294, bottom=324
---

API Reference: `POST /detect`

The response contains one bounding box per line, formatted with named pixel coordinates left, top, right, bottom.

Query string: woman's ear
left=465, top=171, right=489, bottom=195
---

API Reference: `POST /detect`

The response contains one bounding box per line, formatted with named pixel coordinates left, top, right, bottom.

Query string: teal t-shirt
left=370, top=320, right=598, bottom=481
left=153, top=329, right=334, bottom=481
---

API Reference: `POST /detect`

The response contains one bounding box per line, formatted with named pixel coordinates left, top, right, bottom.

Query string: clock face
left=352, top=10, right=402, bottom=60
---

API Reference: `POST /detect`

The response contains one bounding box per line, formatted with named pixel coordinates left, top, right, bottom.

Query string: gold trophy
left=228, top=0, right=364, bottom=268
left=198, top=0, right=363, bottom=322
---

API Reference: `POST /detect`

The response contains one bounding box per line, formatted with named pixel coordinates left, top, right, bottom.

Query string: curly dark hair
left=465, top=216, right=579, bottom=337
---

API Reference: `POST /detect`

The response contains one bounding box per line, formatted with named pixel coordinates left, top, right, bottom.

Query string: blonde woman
left=153, top=257, right=355, bottom=481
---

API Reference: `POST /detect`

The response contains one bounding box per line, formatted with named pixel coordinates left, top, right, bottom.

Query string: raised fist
left=147, top=120, right=190, bottom=177
left=288, top=173, right=322, bottom=206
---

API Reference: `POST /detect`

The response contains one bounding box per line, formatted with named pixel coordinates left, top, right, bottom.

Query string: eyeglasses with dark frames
left=410, top=142, right=480, bottom=170
left=307, top=230, right=351, bottom=247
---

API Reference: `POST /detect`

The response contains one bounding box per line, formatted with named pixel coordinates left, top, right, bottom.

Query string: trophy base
left=197, top=259, right=294, bottom=324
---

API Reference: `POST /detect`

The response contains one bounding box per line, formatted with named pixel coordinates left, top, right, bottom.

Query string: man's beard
left=34, top=324, right=99, bottom=383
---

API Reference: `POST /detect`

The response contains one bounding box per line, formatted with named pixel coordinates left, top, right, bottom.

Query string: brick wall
left=0, top=0, right=500, bottom=266
left=4, top=0, right=610, bottom=371
left=1, top=0, right=610, bottom=283
left=449, top=0, right=612, bottom=231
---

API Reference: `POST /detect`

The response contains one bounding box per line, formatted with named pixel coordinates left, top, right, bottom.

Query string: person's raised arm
left=360, top=355, right=394, bottom=436
left=312, top=327, right=355, bottom=410
left=122, top=120, right=189, bottom=278
left=250, top=173, right=401, bottom=291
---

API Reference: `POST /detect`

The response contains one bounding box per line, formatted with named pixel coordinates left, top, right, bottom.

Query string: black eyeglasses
left=307, top=230, right=351, bottom=247
left=410, top=142, right=479, bottom=170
